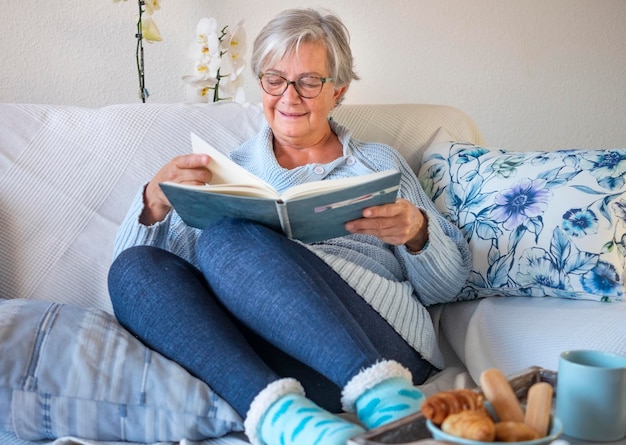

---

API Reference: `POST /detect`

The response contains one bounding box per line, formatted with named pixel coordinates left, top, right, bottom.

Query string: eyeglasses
left=258, top=73, right=333, bottom=99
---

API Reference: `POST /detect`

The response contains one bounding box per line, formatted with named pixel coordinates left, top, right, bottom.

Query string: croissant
left=441, top=410, right=496, bottom=442
left=421, top=389, right=486, bottom=425
left=495, top=421, right=540, bottom=442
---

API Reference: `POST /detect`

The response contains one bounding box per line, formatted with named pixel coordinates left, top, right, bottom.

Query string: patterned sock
left=341, top=360, right=425, bottom=430
left=354, top=377, right=424, bottom=429
left=245, top=378, right=365, bottom=445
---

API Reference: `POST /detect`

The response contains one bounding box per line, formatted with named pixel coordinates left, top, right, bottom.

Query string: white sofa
left=1, top=102, right=624, bottom=445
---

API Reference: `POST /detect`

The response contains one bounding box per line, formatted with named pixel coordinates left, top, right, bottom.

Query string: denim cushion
left=418, top=137, right=626, bottom=302
left=0, top=298, right=243, bottom=441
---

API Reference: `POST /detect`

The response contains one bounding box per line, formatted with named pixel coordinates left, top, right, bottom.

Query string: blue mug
left=555, top=350, right=626, bottom=441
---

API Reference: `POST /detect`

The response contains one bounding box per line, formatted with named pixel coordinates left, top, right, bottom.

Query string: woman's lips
left=279, top=110, right=307, bottom=118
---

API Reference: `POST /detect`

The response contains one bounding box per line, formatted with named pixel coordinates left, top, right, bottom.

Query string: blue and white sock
left=245, top=378, right=365, bottom=445
left=341, top=360, right=425, bottom=430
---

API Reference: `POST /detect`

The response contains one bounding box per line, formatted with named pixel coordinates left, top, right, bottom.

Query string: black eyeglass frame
left=258, top=73, right=333, bottom=99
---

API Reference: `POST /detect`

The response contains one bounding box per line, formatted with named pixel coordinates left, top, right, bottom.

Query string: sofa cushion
left=419, top=131, right=626, bottom=302
left=0, top=102, right=266, bottom=313
left=0, top=298, right=243, bottom=441
left=437, top=295, right=626, bottom=384
left=330, top=103, right=485, bottom=175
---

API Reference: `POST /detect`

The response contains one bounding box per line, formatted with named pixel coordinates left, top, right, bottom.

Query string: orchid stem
left=136, top=0, right=147, bottom=102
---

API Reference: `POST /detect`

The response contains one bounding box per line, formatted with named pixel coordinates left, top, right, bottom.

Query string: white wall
left=1, top=0, right=625, bottom=151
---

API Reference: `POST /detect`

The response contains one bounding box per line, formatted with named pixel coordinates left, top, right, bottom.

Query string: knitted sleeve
left=112, top=184, right=201, bottom=265
left=394, top=158, right=472, bottom=306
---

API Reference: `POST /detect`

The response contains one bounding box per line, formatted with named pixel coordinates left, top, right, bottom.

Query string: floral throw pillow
left=418, top=138, right=626, bottom=302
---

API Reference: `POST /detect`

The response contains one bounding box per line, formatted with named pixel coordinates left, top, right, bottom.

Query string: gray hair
left=251, top=8, right=360, bottom=102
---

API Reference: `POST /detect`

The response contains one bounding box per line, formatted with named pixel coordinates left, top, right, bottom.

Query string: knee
left=196, top=219, right=276, bottom=282
left=199, top=218, right=255, bottom=243
left=108, top=245, right=163, bottom=311
left=109, top=246, right=158, bottom=281
left=197, top=219, right=267, bottom=262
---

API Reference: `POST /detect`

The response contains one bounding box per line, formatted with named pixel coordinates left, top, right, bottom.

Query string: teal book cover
left=160, top=170, right=401, bottom=243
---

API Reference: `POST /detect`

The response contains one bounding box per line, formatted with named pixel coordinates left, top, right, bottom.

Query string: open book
left=159, top=133, right=401, bottom=243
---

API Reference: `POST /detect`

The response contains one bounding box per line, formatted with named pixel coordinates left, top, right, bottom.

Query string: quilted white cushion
left=0, top=102, right=265, bottom=311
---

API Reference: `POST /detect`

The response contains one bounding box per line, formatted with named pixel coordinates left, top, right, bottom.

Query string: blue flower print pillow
left=418, top=137, right=626, bottom=302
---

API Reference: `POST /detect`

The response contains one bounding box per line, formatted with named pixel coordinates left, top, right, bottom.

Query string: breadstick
left=524, top=382, right=553, bottom=437
left=495, top=421, right=539, bottom=442
left=480, top=368, right=525, bottom=423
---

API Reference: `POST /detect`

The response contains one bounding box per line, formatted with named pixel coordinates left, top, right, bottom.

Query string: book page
left=160, top=182, right=281, bottom=199
left=280, top=169, right=399, bottom=201
left=191, top=132, right=277, bottom=196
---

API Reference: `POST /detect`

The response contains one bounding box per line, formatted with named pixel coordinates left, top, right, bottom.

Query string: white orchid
left=113, top=0, right=164, bottom=101
left=143, top=0, right=161, bottom=15
left=183, top=18, right=246, bottom=103
left=225, top=21, right=247, bottom=72
left=114, top=0, right=164, bottom=42
left=141, top=14, right=162, bottom=42
left=196, top=17, right=220, bottom=51
left=183, top=77, right=219, bottom=102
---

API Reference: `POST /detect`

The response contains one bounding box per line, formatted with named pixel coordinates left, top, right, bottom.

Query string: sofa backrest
left=331, top=103, right=485, bottom=173
left=0, top=102, right=483, bottom=312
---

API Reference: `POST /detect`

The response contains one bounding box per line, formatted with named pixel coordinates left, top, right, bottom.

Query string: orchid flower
left=143, top=0, right=161, bottom=15
left=183, top=18, right=246, bottom=103
left=226, top=21, right=247, bottom=73
left=141, top=14, right=162, bottom=42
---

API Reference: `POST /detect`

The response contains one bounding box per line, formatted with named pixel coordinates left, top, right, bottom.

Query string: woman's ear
left=333, top=85, right=348, bottom=104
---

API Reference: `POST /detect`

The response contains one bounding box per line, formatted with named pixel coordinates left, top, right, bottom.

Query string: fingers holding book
left=344, top=198, right=429, bottom=250
left=141, top=154, right=214, bottom=225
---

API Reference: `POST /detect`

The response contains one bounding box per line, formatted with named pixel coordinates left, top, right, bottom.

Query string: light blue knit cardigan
left=113, top=120, right=472, bottom=368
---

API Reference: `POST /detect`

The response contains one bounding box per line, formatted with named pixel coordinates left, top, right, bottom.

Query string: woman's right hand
left=140, top=153, right=213, bottom=225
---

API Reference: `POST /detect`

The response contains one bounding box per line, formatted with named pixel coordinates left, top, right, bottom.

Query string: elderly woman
left=108, top=7, right=471, bottom=445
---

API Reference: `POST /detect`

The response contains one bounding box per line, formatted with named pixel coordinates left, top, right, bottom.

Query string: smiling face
left=259, top=41, right=346, bottom=150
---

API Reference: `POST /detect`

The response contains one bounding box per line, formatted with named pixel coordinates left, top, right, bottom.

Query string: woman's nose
left=282, top=82, right=302, bottom=101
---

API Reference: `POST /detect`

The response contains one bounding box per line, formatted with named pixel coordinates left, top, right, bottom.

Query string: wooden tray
left=348, top=366, right=557, bottom=445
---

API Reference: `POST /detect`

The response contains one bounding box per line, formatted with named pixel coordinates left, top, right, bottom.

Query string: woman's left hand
left=345, top=198, right=429, bottom=252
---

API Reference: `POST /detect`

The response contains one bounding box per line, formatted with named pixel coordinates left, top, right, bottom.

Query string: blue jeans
left=108, top=219, right=432, bottom=417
